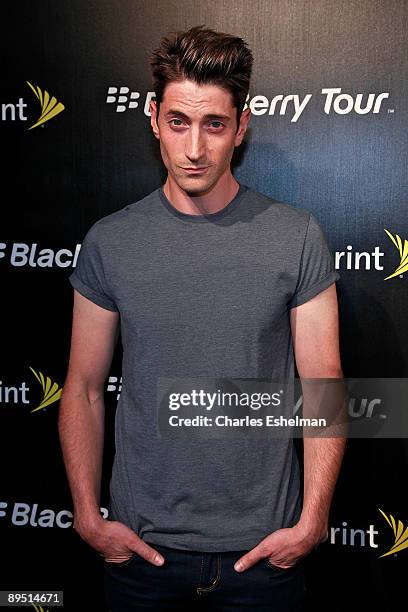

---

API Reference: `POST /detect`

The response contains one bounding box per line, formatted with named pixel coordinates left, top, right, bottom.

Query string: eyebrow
left=164, top=109, right=231, bottom=121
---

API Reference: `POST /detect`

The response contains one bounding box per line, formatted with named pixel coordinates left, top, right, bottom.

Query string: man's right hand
left=73, top=515, right=165, bottom=566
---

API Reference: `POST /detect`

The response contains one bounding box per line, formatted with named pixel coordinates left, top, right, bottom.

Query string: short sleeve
left=288, top=213, right=340, bottom=309
left=69, top=223, right=119, bottom=312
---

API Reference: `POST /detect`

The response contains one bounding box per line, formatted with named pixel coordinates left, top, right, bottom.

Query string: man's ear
left=150, top=100, right=160, bottom=139
left=234, top=107, right=251, bottom=147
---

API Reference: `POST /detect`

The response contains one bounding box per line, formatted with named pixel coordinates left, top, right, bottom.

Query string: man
left=59, top=25, right=346, bottom=611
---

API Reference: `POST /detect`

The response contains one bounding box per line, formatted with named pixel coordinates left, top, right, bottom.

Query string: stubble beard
left=174, top=171, right=218, bottom=198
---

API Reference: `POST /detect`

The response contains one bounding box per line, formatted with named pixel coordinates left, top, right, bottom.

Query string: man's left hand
left=233, top=522, right=328, bottom=572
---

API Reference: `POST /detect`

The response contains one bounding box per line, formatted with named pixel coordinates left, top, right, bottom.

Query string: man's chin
left=177, top=177, right=215, bottom=197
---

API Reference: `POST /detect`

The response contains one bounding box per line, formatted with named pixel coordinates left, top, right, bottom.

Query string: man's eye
left=170, top=119, right=184, bottom=126
left=209, top=121, right=223, bottom=129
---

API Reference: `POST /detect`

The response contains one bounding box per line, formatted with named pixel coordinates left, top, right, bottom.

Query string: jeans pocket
left=103, top=552, right=139, bottom=568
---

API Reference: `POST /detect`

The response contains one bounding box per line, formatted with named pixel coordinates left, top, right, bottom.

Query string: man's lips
left=180, top=166, right=210, bottom=174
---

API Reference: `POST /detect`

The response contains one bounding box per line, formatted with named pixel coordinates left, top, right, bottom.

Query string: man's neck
left=162, top=171, right=240, bottom=216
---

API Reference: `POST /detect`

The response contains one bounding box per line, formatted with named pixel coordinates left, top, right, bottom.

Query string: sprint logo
left=29, top=367, right=62, bottom=412
left=334, top=227, right=406, bottom=281
left=383, top=230, right=408, bottom=280
left=26, top=81, right=65, bottom=129
left=0, top=367, right=62, bottom=412
left=378, top=508, right=408, bottom=557
left=327, top=508, right=408, bottom=559
left=106, top=86, right=140, bottom=112
left=1, top=81, right=65, bottom=129
left=1, top=369, right=119, bottom=411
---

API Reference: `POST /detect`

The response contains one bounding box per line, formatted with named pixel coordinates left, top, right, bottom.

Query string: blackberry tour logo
left=105, top=86, right=392, bottom=122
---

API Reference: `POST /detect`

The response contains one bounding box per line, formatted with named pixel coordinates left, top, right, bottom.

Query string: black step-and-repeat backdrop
left=2, top=1, right=407, bottom=610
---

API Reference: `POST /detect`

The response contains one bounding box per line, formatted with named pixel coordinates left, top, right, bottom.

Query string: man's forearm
left=58, top=381, right=105, bottom=529
left=298, top=376, right=348, bottom=535
left=298, top=436, right=346, bottom=534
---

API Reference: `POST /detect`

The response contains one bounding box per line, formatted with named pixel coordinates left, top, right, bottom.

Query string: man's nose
left=185, top=126, right=205, bottom=162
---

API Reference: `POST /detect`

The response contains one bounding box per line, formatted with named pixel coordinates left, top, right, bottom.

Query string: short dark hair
left=149, top=25, right=253, bottom=129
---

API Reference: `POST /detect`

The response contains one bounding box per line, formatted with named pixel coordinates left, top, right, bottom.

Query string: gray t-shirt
left=68, top=183, right=340, bottom=552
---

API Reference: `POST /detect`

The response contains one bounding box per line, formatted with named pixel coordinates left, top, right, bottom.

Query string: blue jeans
left=103, top=542, right=306, bottom=611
